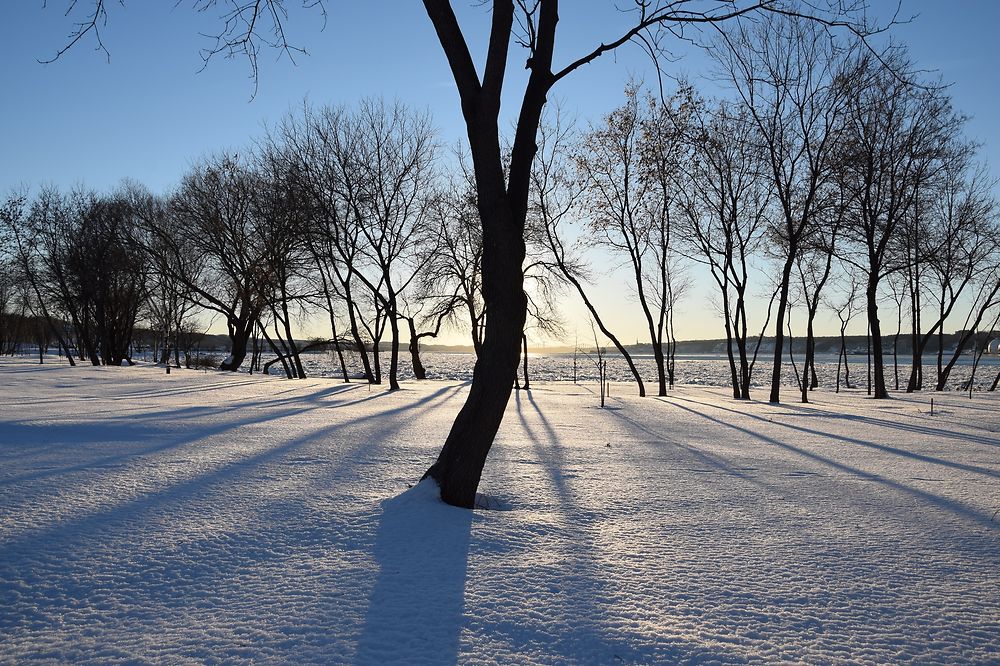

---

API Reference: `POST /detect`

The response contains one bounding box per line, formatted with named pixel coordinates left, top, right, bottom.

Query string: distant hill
left=137, top=330, right=987, bottom=357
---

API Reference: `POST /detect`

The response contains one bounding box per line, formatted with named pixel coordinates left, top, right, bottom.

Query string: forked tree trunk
left=219, top=327, right=251, bottom=371
left=723, top=295, right=740, bottom=400
left=407, top=318, right=427, bottom=380
left=734, top=287, right=752, bottom=400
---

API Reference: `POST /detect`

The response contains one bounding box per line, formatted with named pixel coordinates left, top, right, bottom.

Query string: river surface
left=291, top=349, right=1000, bottom=392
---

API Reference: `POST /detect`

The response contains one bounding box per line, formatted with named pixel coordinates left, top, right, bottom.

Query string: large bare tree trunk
left=220, top=322, right=253, bottom=372
left=867, top=281, right=889, bottom=398
left=769, top=254, right=795, bottom=403
left=407, top=317, right=427, bottom=380
left=423, top=204, right=527, bottom=508
left=419, top=0, right=548, bottom=507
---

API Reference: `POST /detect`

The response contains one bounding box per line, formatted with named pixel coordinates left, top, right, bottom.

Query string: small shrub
left=193, top=355, right=221, bottom=370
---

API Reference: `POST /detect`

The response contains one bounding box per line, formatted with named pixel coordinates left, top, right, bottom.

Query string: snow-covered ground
left=1, top=357, right=997, bottom=664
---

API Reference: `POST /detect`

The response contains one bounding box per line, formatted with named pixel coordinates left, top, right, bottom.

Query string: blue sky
left=2, top=1, right=998, bottom=344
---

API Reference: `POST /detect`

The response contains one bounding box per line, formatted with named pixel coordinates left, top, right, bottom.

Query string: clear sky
left=2, top=1, right=998, bottom=346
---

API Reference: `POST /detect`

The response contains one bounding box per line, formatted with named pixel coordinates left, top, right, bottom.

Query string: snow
left=1, top=357, right=998, bottom=664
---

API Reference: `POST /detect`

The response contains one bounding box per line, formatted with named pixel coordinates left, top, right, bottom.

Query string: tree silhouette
left=41, top=0, right=892, bottom=507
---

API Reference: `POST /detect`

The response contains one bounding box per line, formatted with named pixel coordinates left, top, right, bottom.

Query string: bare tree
left=0, top=200, right=30, bottom=357
left=422, top=0, right=886, bottom=503
left=839, top=53, right=962, bottom=398
left=791, top=186, right=844, bottom=402
left=905, top=153, right=997, bottom=392
left=641, top=88, right=696, bottom=390
left=8, top=188, right=147, bottom=366
left=284, top=104, right=378, bottom=383
left=886, top=272, right=907, bottom=390
left=936, top=258, right=1000, bottom=391
left=577, top=83, right=684, bottom=396
left=68, top=193, right=149, bottom=366
left=421, top=172, right=486, bottom=356
left=398, top=293, right=451, bottom=380
left=711, top=13, right=859, bottom=403
left=276, top=100, right=437, bottom=387
left=138, top=156, right=274, bottom=371
left=679, top=99, right=770, bottom=399
left=529, top=111, right=648, bottom=396
left=827, top=276, right=860, bottom=392
left=0, top=192, right=76, bottom=364
left=253, top=150, right=325, bottom=379
left=43, top=0, right=891, bottom=507
left=350, top=99, right=438, bottom=390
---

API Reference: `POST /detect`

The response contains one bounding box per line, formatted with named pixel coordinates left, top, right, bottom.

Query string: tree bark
left=769, top=253, right=795, bottom=403
left=407, top=317, right=427, bottom=380
left=423, top=204, right=527, bottom=508
left=219, top=320, right=253, bottom=372
left=867, top=281, right=888, bottom=398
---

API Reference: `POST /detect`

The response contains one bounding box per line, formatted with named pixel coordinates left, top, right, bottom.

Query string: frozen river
left=292, top=349, right=1000, bottom=393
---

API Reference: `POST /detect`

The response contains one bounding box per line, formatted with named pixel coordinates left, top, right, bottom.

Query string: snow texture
left=0, top=357, right=997, bottom=664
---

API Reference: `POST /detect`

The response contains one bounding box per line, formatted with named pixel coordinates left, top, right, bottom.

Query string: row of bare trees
left=0, top=98, right=563, bottom=383
left=3, top=56, right=997, bottom=403
left=526, top=16, right=998, bottom=404
left=713, top=19, right=998, bottom=402
left=22, top=0, right=968, bottom=507
left=3, top=18, right=997, bottom=409
left=1, top=190, right=147, bottom=366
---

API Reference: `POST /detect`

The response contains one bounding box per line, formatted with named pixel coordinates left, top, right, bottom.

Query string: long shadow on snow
left=109, top=376, right=278, bottom=401
left=602, top=404, right=775, bottom=488
left=0, top=383, right=459, bottom=556
left=502, top=391, right=744, bottom=664
left=0, top=422, right=178, bottom=488
left=892, top=391, right=1000, bottom=415
left=671, top=395, right=1000, bottom=481
left=353, top=482, right=472, bottom=665
left=0, top=384, right=378, bottom=489
left=8, top=375, right=282, bottom=408
left=660, top=397, right=998, bottom=529
left=772, top=399, right=1000, bottom=449
left=0, top=383, right=468, bottom=647
left=350, top=384, right=474, bottom=664
left=0, top=361, right=79, bottom=375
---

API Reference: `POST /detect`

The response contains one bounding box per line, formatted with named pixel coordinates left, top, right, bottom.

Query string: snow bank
left=0, top=358, right=997, bottom=664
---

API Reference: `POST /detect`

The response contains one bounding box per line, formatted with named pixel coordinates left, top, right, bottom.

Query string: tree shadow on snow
left=670, top=395, right=1000, bottom=481
left=0, top=381, right=472, bottom=657
left=660, top=396, right=999, bottom=530
left=354, top=480, right=472, bottom=665
left=768, top=399, right=1000, bottom=447
left=502, top=392, right=733, bottom=664
left=0, top=383, right=466, bottom=568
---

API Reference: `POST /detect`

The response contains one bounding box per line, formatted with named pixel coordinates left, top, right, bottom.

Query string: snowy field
left=1, top=357, right=998, bottom=664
